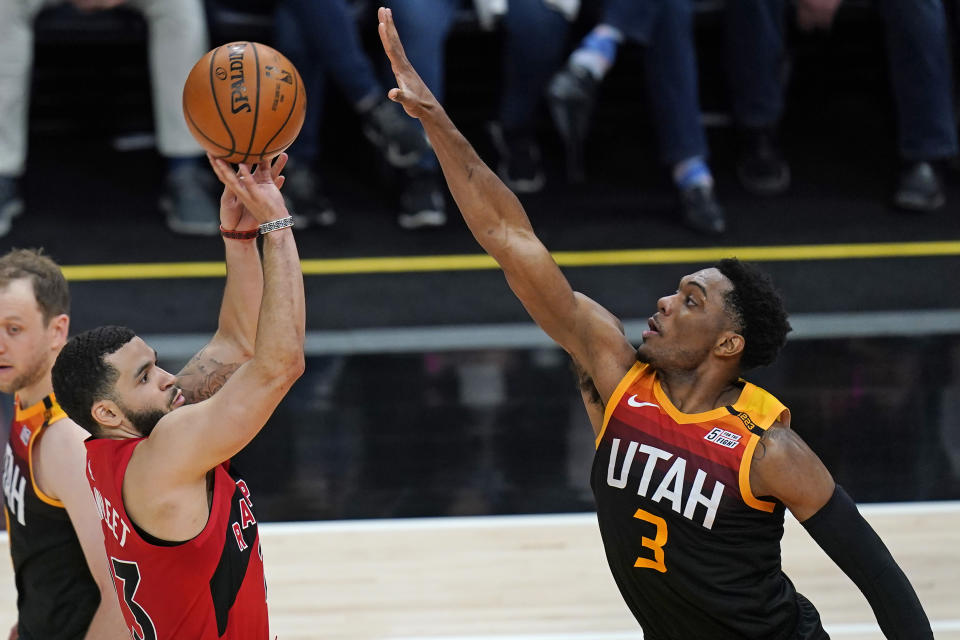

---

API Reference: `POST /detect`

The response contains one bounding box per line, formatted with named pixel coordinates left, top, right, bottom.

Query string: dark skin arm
left=752, top=422, right=933, bottom=637
left=377, top=7, right=636, bottom=401
left=571, top=357, right=606, bottom=437
left=749, top=421, right=836, bottom=521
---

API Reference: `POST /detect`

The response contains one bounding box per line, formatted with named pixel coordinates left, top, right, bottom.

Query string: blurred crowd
left=0, top=0, right=957, bottom=238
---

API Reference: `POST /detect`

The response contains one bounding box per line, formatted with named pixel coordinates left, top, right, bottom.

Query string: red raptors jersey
left=592, top=362, right=824, bottom=640
left=85, top=437, right=268, bottom=640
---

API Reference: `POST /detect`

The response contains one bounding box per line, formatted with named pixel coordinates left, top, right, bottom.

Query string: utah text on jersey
left=2, top=443, right=27, bottom=526
left=604, top=437, right=725, bottom=530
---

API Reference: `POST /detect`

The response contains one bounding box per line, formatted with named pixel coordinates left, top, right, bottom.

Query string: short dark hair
left=52, top=326, right=137, bottom=434
left=0, top=248, right=70, bottom=324
left=714, top=258, right=791, bottom=370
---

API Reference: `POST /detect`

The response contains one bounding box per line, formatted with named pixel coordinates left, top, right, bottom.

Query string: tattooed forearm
left=177, top=351, right=242, bottom=404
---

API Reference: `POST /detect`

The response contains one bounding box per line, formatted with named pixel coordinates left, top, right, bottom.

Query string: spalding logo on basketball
left=182, top=41, right=306, bottom=164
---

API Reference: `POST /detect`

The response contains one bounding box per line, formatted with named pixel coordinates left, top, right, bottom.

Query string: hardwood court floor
left=0, top=504, right=956, bottom=639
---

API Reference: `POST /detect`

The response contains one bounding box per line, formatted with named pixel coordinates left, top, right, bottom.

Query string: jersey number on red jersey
left=112, top=558, right=158, bottom=640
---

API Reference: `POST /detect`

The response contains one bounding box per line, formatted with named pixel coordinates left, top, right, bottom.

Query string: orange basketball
left=182, top=42, right=306, bottom=164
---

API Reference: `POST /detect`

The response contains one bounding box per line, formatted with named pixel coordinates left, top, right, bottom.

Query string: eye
left=686, top=295, right=697, bottom=307
left=8, top=325, right=21, bottom=336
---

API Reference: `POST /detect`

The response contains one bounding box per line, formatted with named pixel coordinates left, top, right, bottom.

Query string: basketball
left=182, top=41, right=306, bottom=164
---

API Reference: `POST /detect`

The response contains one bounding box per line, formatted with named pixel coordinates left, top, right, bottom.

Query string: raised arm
left=175, top=155, right=287, bottom=404
left=129, top=155, right=304, bottom=491
left=751, top=423, right=933, bottom=638
left=377, top=7, right=635, bottom=398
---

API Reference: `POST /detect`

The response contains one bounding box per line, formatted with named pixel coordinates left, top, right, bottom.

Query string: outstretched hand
left=208, top=153, right=290, bottom=225
left=213, top=153, right=288, bottom=232
left=378, top=7, right=438, bottom=120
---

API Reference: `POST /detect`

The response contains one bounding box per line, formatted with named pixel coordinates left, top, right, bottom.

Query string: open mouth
left=643, top=316, right=660, bottom=338
left=171, top=389, right=185, bottom=408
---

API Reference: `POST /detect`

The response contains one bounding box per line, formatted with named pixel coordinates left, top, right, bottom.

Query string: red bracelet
left=220, top=225, right=259, bottom=240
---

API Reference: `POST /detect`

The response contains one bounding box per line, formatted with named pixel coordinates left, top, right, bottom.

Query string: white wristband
left=258, top=216, right=294, bottom=235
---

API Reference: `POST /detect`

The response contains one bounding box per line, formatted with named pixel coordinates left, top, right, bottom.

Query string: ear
left=92, top=399, right=123, bottom=429
left=47, top=314, right=69, bottom=350
left=714, top=331, right=745, bottom=360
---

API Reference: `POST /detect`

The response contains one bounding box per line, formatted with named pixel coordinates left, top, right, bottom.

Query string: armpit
left=176, top=351, right=242, bottom=404
left=569, top=357, right=603, bottom=409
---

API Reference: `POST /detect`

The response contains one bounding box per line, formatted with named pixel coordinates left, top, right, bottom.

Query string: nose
left=158, top=369, right=177, bottom=389
left=657, top=294, right=672, bottom=315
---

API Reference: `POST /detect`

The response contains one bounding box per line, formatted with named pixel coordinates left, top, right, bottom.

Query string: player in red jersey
left=50, top=153, right=304, bottom=640
left=377, top=7, right=933, bottom=638
left=0, top=249, right=129, bottom=640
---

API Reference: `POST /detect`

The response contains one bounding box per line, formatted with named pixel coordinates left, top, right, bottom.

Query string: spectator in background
left=728, top=0, right=958, bottom=210
left=385, top=0, right=574, bottom=227
left=273, top=0, right=432, bottom=229
left=547, top=0, right=727, bottom=236
left=0, top=0, right=221, bottom=237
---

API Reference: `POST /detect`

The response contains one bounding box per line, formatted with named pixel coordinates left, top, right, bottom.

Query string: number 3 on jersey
left=111, top=558, right=158, bottom=640
left=633, top=508, right=668, bottom=573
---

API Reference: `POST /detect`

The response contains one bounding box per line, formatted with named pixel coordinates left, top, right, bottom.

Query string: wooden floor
left=1, top=503, right=957, bottom=639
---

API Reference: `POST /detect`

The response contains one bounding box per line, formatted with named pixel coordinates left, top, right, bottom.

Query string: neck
left=657, top=366, right=740, bottom=414
left=17, top=372, right=54, bottom=411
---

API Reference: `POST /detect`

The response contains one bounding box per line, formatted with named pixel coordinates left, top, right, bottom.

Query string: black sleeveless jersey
left=3, top=394, right=99, bottom=639
left=591, top=363, right=828, bottom=640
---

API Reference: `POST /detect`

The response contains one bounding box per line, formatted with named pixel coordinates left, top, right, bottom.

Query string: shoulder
left=751, top=422, right=805, bottom=476
left=33, top=417, right=90, bottom=503
left=750, top=420, right=835, bottom=520
left=35, top=416, right=88, bottom=461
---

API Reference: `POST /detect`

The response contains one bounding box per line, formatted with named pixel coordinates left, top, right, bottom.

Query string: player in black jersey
left=377, top=7, right=933, bottom=639
left=0, top=249, right=128, bottom=640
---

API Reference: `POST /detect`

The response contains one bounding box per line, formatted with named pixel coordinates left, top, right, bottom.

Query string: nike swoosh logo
left=627, top=395, right=659, bottom=409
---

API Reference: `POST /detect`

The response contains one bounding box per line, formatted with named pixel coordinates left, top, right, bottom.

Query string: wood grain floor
left=1, top=503, right=957, bottom=639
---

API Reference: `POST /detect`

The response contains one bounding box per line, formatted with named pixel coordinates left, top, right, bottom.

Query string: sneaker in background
left=161, top=164, right=220, bottom=236
left=361, top=99, right=431, bottom=169
left=545, top=61, right=599, bottom=183
left=398, top=170, right=446, bottom=229
left=893, top=161, right=945, bottom=212
left=283, top=162, right=336, bottom=227
left=736, top=127, right=790, bottom=196
left=487, top=122, right=546, bottom=194
left=680, top=184, right=726, bottom=236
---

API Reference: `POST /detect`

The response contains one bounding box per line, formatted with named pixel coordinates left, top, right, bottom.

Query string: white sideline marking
left=253, top=501, right=960, bottom=536
left=0, top=502, right=955, bottom=542
left=385, top=619, right=960, bottom=639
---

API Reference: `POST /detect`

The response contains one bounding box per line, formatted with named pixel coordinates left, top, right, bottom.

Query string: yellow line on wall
left=59, top=240, right=960, bottom=281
